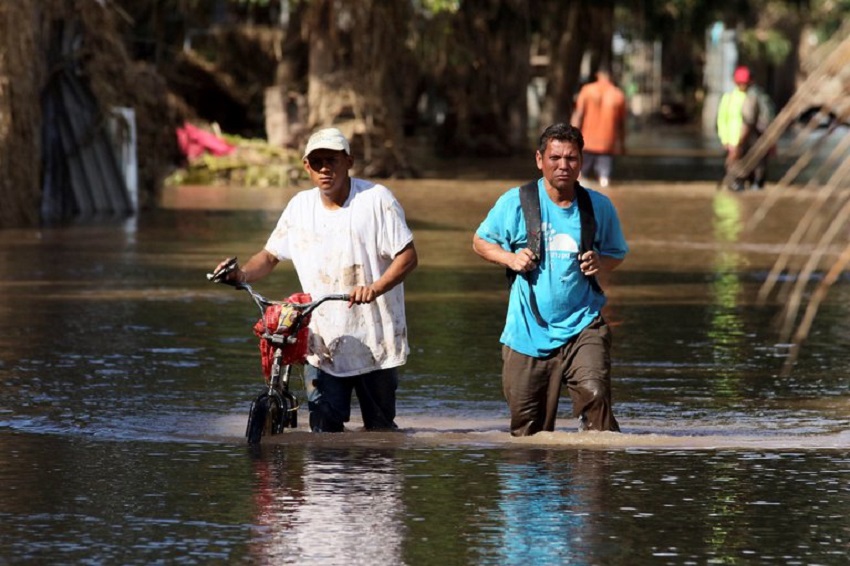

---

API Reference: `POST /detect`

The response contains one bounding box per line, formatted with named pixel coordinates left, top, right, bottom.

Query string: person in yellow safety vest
left=716, top=65, right=771, bottom=191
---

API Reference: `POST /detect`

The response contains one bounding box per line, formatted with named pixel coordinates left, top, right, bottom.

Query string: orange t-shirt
left=574, top=80, right=626, bottom=154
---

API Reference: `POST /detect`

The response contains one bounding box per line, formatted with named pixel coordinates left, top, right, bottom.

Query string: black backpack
left=508, top=180, right=602, bottom=327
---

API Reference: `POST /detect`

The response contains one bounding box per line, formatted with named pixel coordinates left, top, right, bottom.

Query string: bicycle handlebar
left=207, top=257, right=350, bottom=319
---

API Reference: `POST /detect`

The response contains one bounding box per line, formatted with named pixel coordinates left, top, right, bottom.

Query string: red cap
left=733, top=66, right=751, bottom=84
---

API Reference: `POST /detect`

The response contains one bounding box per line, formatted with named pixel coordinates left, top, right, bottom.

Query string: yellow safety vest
left=716, top=89, right=747, bottom=147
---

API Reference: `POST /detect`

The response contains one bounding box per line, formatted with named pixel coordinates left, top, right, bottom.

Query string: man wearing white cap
left=214, top=127, right=418, bottom=432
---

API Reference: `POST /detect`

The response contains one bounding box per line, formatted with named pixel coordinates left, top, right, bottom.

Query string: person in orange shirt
left=570, top=66, right=627, bottom=189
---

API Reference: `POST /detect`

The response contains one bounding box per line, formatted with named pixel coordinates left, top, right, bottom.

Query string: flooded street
left=1, top=168, right=849, bottom=563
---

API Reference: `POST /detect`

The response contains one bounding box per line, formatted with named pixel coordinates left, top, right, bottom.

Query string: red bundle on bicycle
left=253, top=292, right=312, bottom=380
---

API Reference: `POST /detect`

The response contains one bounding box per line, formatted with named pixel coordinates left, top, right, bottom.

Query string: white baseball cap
left=302, top=128, right=351, bottom=159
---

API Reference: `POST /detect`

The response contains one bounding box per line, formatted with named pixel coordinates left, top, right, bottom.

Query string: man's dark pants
left=501, top=316, right=620, bottom=436
left=307, top=366, right=399, bottom=432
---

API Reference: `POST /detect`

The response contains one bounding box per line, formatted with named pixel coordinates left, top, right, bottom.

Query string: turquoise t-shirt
left=476, top=179, right=628, bottom=357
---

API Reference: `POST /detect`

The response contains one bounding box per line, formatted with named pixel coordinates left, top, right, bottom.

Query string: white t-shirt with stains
left=265, top=178, right=414, bottom=377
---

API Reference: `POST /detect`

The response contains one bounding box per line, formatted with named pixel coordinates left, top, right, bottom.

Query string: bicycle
left=208, top=257, right=349, bottom=444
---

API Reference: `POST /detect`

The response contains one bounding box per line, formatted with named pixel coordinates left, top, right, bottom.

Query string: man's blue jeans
left=305, top=365, right=399, bottom=432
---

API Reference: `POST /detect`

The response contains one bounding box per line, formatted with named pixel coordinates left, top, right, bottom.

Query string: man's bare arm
left=237, top=250, right=280, bottom=283
left=349, top=242, right=418, bottom=305
left=472, top=234, right=538, bottom=273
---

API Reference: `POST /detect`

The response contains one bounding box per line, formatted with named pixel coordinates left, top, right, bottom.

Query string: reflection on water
left=1, top=184, right=849, bottom=563
left=486, top=451, right=605, bottom=565
left=249, top=447, right=404, bottom=565
left=708, top=191, right=746, bottom=394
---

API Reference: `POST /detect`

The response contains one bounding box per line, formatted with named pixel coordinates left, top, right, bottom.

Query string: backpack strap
left=519, top=181, right=542, bottom=260
left=574, top=182, right=604, bottom=295
left=506, top=180, right=541, bottom=286
left=505, top=180, right=547, bottom=327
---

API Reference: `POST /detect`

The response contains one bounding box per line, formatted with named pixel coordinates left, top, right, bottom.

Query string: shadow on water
left=1, top=163, right=849, bottom=563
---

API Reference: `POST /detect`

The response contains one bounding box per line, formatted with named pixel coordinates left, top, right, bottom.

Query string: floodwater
left=2, top=153, right=849, bottom=563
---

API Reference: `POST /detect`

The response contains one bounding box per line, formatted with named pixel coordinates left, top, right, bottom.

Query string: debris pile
left=167, top=123, right=306, bottom=188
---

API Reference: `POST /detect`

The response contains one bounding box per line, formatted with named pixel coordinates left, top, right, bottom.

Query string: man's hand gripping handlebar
left=207, top=256, right=241, bottom=285
left=207, top=256, right=349, bottom=324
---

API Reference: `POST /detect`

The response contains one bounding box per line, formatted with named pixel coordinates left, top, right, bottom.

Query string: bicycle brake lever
left=207, top=256, right=239, bottom=282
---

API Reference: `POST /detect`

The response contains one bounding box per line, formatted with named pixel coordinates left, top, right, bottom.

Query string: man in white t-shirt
left=214, top=128, right=418, bottom=432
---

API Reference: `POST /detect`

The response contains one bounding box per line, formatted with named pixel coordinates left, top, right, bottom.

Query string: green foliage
left=807, top=0, right=850, bottom=40
left=626, top=0, right=748, bottom=41
left=738, top=28, right=792, bottom=65
left=419, top=0, right=460, bottom=13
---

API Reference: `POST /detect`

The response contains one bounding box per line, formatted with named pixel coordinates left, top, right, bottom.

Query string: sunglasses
left=306, top=155, right=342, bottom=170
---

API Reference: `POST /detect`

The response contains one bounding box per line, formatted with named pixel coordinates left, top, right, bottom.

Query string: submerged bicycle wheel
left=281, top=391, right=298, bottom=429
left=285, top=395, right=297, bottom=429
left=270, top=387, right=300, bottom=432
left=246, top=390, right=299, bottom=444
left=269, top=392, right=288, bottom=435
left=246, top=394, right=270, bottom=445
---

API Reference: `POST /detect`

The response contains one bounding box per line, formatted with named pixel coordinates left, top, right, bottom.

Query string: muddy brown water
left=1, top=173, right=848, bottom=564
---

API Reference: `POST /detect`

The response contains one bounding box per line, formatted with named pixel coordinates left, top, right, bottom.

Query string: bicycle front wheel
left=246, top=394, right=270, bottom=445
left=269, top=391, right=288, bottom=434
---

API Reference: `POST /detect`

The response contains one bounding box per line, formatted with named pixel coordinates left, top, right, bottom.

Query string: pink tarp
left=176, top=123, right=236, bottom=160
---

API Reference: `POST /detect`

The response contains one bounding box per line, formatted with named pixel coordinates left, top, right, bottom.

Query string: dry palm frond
left=756, top=141, right=850, bottom=305
left=734, top=28, right=850, bottom=372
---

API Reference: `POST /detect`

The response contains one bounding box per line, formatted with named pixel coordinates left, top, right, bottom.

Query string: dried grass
left=0, top=0, right=42, bottom=227
left=0, top=0, right=184, bottom=226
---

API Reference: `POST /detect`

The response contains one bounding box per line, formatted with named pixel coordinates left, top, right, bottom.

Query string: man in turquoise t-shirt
left=473, top=123, right=628, bottom=436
